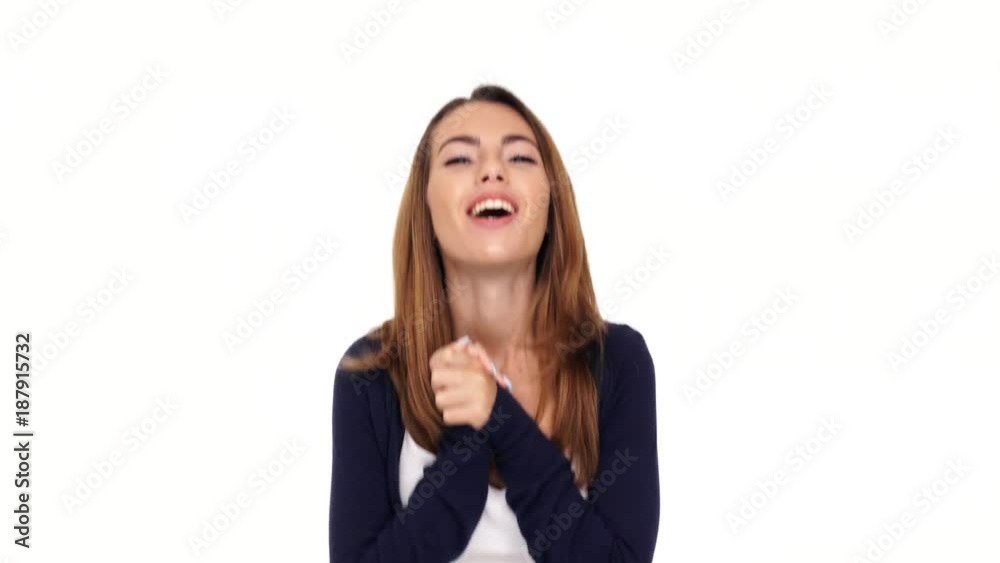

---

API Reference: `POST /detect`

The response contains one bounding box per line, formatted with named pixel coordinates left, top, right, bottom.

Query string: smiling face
left=426, top=101, right=551, bottom=270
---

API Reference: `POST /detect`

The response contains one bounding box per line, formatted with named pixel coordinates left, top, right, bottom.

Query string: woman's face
left=426, top=101, right=550, bottom=270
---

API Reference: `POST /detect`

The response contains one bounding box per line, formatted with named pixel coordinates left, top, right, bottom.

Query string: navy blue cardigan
left=329, top=322, right=660, bottom=562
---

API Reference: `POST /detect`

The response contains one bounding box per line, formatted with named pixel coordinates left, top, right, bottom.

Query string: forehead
left=431, top=101, right=536, bottom=149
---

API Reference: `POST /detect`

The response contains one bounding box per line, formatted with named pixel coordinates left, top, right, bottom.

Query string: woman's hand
left=430, top=337, right=499, bottom=431
left=459, top=337, right=514, bottom=393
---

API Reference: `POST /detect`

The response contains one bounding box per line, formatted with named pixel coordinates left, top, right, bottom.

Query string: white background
left=2, top=0, right=998, bottom=561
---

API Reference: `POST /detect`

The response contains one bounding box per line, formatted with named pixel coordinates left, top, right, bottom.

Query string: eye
left=443, top=154, right=537, bottom=166
left=444, top=155, right=471, bottom=166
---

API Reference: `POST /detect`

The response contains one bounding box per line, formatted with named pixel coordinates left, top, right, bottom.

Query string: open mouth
left=467, top=198, right=518, bottom=219
left=473, top=207, right=512, bottom=219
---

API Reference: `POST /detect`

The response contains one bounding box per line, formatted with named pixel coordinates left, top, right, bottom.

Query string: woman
left=329, top=84, right=659, bottom=562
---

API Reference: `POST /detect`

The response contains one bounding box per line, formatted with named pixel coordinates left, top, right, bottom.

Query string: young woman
left=329, top=84, right=659, bottom=562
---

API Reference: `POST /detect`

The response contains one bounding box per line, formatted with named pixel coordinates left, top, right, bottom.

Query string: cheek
left=425, top=176, right=445, bottom=212
left=426, top=176, right=461, bottom=224
left=519, top=174, right=551, bottom=225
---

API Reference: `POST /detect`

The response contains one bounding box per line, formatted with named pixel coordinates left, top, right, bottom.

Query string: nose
left=481, top=170, right=503, bottom=183
left=479, top=153, right=505, bottom=184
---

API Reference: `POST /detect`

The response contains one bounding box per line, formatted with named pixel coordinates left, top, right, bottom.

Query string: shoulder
left=333, top=326, right=392, bottom=404
left=602, top=321, right=650, bottom=355
left=337, top=326, right=383, bottom=365
left=598, top=321, right=656, bottom=398
left=601, top=321, right=653, bottom=370
left=331, top=328, right=396, bottom=462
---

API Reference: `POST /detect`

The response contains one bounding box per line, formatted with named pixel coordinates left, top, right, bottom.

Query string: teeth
left=472, top=198, right=515, bottom=217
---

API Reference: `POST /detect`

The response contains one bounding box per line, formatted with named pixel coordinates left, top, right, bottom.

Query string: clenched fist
left=430, top=336, right=500, bottom=431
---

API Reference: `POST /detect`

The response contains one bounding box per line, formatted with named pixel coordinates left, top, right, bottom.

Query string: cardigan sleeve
left=329, top=346, right=493, bottom=562
left=486, top=325, right=660, bottom=562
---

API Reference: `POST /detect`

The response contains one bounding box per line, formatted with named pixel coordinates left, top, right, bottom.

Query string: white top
left=398, top=429, right=586, bottom=562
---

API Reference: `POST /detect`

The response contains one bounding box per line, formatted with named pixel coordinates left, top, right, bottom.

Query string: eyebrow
left=436, top=134, right=538, bottom=155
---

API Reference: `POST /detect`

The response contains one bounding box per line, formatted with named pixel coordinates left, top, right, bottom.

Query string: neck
left=442, top=258, right=536, bottom=378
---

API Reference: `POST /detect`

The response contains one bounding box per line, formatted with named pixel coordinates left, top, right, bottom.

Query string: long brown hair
left=339, top=84, right=606, bottom=489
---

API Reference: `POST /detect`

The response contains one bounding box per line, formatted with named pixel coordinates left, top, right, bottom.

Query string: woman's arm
left=487, top=326, right=660, bottom=562
left=329, top=364, right=492, bottom=562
